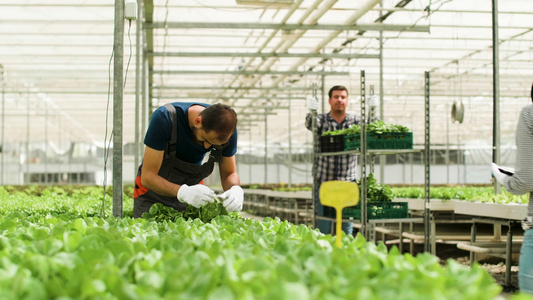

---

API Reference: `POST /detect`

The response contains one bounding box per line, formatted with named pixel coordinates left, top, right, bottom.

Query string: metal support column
left=141, top=32, right=148, bottom=160
left=112, top=0, right=125, bottom=217
left=57, top=116, right=61, bottom=185
left=378, top=2, right=385, bottom=183
left=264, top=116, right=267, bottom=184
left=44, top=95, right=48, bottom=184
left=288, top=92, right=293, bottom=188
left=492, top=0, right=501, bottom=194
left=369, top=85, right=375, bottom=175
left=311, top=83, right=318, bottom=229
left=424, top=71, right=431, bottom=253
left=249, top=133, right=252, bottom=184
left=321, top=75, right=326, bottom=113
left=446, top=104, right=449, bottom=184
left=26, top=91, right=30, bottom=184
left=360, top=70, right=368, bottom=238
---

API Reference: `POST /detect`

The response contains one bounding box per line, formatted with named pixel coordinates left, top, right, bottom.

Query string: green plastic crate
left=323, top=201, right=408, bottom=219
left=319, top=135, right=345, bottom=152
left=344, top=132, right=413, bottom=150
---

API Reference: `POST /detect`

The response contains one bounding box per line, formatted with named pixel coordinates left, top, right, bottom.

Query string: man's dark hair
left=200, top=103, right=238, bottom=137
left=328, top=85, right=349, bottom=98
left=531, top=83, right=533, bottom=103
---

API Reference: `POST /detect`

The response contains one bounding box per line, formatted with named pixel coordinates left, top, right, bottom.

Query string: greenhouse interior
left=1, top=0, right=533, bottom=298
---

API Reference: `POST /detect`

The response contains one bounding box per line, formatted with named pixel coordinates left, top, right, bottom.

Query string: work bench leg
left=431, top=220, right=436, bottom=255
left=369, top=222, right=376, bottom=243
left=285, top=199, right=290, bottom=222
left=399, top=223, right=404, bottom=253
left=409, top=222, right=414, bottom=255
left=283, top=199, right=288, bottom=222
left=294, top=201, right=299, bottom=225
left=470, top=222, right=477, bottom=264
left=505, top=224, right=513, bottom=287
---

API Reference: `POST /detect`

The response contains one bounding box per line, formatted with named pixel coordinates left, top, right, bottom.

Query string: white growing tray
left=393, top=198, right=455, bottom=211
left=453, top=200, right=527, bottom=220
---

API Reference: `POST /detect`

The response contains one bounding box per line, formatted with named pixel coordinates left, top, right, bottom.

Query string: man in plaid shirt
left=305, top=85, right=360, bottom=236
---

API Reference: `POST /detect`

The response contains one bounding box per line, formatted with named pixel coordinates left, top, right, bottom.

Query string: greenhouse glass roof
left=1, top=0, right=533, bottom=152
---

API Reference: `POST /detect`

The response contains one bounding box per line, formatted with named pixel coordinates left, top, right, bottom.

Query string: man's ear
left=194, top=115, right=203, bottom=127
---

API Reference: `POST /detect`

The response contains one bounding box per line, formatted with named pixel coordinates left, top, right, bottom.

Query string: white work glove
left=306, top=96, right=319, bottom=111
left=368, top=95, right=379, bottom=108
left=491, top=162, right=507, bottom=185
left=177, top=184, right=216, bottom=208
left=219, top=185, right=244, bottom=212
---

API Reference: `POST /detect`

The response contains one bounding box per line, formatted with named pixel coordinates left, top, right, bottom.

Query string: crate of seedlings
left=344, top=132, right=413, bottom=150
left=343, top=120, right=413, bottom=150
left=320, top=124, right=360, bottom=153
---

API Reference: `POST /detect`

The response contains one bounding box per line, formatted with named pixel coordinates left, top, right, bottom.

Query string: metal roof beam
left=152, top=70, right=349, bottom=76
left=239, top=112, right=278, bottom=116
left=148, top=51, right=378, bottom=59
left=232, top=105, right=289, bottom=109
left=154, top=85, right=308, bottom=91
left=145, top=22, right=430, bottom=33
left=156, top=96, right=304, bottom=100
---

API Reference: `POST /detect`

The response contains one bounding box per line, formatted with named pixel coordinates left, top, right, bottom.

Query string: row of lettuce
left=391, top=185, right=529, bottom=204
left=0, top=185, right=519, bottom=299
left=256, top=181, right=529, bottom=204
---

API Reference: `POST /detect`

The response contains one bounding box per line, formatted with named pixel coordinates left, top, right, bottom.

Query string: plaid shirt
left=306, top=112, right=361, bottom=182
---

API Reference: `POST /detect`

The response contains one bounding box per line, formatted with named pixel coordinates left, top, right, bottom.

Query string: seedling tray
left=324, top=201, right=409, bottom=219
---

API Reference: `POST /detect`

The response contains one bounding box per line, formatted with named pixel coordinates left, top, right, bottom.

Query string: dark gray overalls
left=133, top=103, right=224, bottom=218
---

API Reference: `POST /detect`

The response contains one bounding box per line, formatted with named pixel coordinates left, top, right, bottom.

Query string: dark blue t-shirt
left=144, top=102, right=238, bottom=165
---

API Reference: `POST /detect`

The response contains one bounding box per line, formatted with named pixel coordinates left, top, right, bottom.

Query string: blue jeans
left=520, top=228, right=533, bottom=293
left=316, top=181, right=354, bottom=236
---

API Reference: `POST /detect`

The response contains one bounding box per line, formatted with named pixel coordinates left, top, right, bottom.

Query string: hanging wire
left=102, top=45, right=114, bottom=218
left=393, top=0, right=451, bottom=39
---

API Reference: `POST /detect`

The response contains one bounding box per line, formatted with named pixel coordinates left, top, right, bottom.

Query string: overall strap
left=163, top=103, right=178, bottom=154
